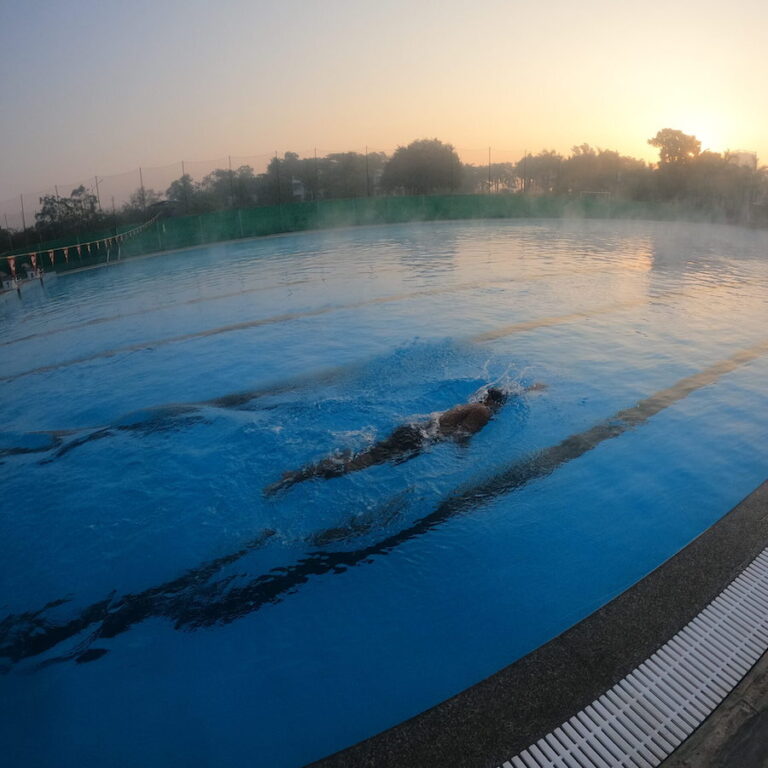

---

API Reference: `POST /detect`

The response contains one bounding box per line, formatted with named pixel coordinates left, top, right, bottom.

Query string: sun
left=673, top=114, right=730, bottom=154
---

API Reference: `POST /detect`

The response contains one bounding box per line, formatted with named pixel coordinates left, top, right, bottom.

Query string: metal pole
left=94, top=176, right=102, bottom=211
left=181, top=160, right=189, bottom=214
left=523, top=150, right=528, bottom=194
left=20, top=194, right=26, bottom=231
left=314, top=147, right=319, bottom=201
left=139, top=167, right=146, bottom=211
left=365, top=145, right=370, bottom=197
left=55, top=185, right=60, bottom=200
left=228, top=155, right=235, bottom=207
left=275, top=152, right=281, bottom=205
left=488, top=147, right=492, bottom=194
left=111, top=196, right=119, bottom=259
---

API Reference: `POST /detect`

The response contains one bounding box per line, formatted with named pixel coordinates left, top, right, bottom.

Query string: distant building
left=147, top=200, right=179, bottom=218
left=727, top=151, right=757, bottom=171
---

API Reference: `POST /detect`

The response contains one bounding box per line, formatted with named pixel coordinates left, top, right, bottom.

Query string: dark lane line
left=2, top=289, right=676, bottom=460
left=0, top=364, right=360, bottom=460
left=2, top=292, right=655, bottom=460
left=0, top=279, right=313, bottom=349
left=37, top=366, right=357, bottom=462
left=470, top=296, right=651, bottom=342
left=3, top=338, right=767, bottom=666
left=0, top=263, right=630, bottom=350
left=0, top=266, right=638, bottom=384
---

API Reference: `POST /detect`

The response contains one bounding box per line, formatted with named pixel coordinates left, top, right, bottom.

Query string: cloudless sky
left=1, top=0, right=766, bottom=202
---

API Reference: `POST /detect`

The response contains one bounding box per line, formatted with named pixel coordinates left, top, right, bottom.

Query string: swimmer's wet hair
left=483, top=387, right=507, bottom=405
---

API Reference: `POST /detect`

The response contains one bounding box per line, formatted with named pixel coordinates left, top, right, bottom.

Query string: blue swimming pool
left=2, top=219, right=768, bottom=767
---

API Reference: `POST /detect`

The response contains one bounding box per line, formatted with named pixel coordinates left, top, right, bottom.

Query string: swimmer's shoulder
left=438, top=403, right=491, bottom=432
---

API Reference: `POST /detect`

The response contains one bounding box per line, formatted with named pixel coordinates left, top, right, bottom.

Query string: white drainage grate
left=501, top=548, right=768, bottom=768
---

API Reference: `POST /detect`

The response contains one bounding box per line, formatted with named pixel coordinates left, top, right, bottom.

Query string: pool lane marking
left=32, top=365, right=357, bottom=462
left=470, top=296, right=651, bottom=343
left=4, top=338, right=768, bottom=664
left=0, top=261, right=412, bottom=348
left=0, top=528, right=279, bottom=665
left=0, top=279, right=314, bottom=348
left=0, top=287, right=677, bottom=450
left=0, top=282, right=717, bottom=454
left=0, top=262, right=639, bottom=350
left=0, top=282, right=657, bottom=385
left=0, top=364, right=360, bottom=459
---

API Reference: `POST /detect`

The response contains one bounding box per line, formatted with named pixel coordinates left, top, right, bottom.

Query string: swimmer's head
left=482, top=387, right=507, bottom=409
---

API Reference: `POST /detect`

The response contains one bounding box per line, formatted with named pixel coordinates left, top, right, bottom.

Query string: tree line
left=3, top=131, right=766, bottom=251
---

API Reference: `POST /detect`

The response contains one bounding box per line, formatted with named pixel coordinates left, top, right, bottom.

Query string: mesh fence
left=1, top=194, right=684, bottom=277
left=0, top=145, right=524, bottom=233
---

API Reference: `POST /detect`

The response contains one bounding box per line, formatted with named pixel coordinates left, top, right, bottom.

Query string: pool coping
left=308, top=478, right=768, bottom=768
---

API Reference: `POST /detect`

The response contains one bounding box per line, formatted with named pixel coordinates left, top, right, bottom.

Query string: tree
left=648, top=129, right=701, bottom=165
left=167, top=173, right=197, bottom=210
left=681, top=151, right=758, bottom=218
left=460, top=162, right=518, bottom=193
left=258, top=153, right=300, bottom=205
left=230, top=165, right=259, bottom=207
left=320, top=152, right=387, bottom=198
left=122, top=187, right=162, bottom=218
left=166, top=173, right=226, bottom=214
left=647, top=129, right=703, bottom=200
left=35, top=185, right=105, bottom=236
left=515, top=150, right=563, bottom=193
left=197, top=166, right=259, bottom=208
left=0, top=224, right=13, bottom=253
left=380, top=139, right=462, bottom=195
left=560, top=145, right=651, bottom=197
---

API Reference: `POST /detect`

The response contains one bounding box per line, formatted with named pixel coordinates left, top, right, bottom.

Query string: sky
left=1, top=0, right=766, bottom=209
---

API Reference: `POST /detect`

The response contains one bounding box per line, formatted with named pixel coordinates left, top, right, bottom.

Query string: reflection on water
left=2, top=219, right=768, bottom=768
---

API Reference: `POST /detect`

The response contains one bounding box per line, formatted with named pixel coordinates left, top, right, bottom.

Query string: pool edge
left=308, top=478, right=768, bottom=768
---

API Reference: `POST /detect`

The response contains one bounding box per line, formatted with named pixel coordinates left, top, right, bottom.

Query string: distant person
left=264, top=384, right=544, bottom=495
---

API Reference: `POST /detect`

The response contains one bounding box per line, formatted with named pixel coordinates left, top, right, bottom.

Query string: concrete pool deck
left=660, top=647, right=768, bottom=767
left=310, top=479, right=768, bottom=768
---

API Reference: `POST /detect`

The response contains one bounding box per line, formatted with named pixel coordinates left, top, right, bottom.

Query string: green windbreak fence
left=12, top=194, right=712, bottom=274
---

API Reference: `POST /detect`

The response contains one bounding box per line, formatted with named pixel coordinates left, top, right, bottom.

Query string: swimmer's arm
left=264, top=451, right=353, bottom=496
left=263, top=466, right=314, bottom=496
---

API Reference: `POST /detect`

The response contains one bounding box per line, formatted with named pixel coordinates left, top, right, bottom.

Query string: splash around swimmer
left=264, top=383, right=545, bottom=496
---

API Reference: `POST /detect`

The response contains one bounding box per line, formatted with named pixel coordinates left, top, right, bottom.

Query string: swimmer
left=264, top=384, right=544, bottom=495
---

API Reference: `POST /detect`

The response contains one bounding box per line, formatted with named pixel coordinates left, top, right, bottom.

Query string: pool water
left=2, top=219, right=768, bottom=767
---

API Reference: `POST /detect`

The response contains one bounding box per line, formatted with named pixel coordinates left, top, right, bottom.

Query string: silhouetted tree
left=380, top=139, right=462, bottom=195
left=258, top=153, right=298, bottom=206
left=166, top=174, right=199, bottom=212
left=35, top=185, right=105, bottom=237
left=461, top=162, right=518, bottom=193
left=319, top=152, right=387, bottom=198
left=515, top=150, right=563, bottom=193
left=682, top=151, right=758, bottom=218
left=648, top=129, right=701, bottom=165
left=198, top=166, right=259, bottom=208
left=561, top=145, right=651, bottom=197
left=121, top=188, right=162, bottom=219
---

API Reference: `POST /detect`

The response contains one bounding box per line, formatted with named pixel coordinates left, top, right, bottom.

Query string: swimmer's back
left=437, top=403, right=492, bottom=436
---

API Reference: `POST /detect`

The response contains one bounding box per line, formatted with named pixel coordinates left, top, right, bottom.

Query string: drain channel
left=502, top=548, right=768, bottom=768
